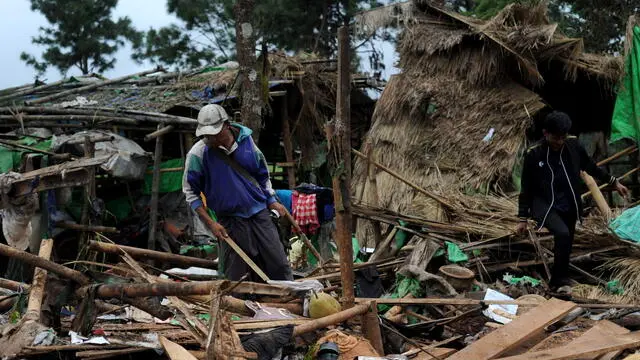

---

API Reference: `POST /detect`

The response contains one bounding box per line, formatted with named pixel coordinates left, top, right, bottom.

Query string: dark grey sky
left=0, top=0, right=397, bottom=88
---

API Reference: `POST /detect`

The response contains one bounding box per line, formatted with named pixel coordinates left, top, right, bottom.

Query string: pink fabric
left=291, top=191, right=320, bottom=234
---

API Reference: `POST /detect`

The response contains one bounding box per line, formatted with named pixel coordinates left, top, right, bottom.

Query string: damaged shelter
left=352, top=0, right=640, bottom=283
left=0, top=52, right=380, bottom=279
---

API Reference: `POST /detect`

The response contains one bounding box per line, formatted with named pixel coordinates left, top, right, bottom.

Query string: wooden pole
left=367, top=150, right=384, bottom=247
left=79, top=136, right=96, bottom=255
left=596, top=145, right=638, bottom=166
left=332, top=25, right=355, bottom=309
left=292, top=302, right=370, bottom=336
left=582, top=167, right=640, bottom=199
left=148, top=124, right=164, bottom=252
left=25, top=239, right=53, bottom=321
left=281, top=96, right=296, bottom=188
left=56, top=222, right=118, bottom=233
left=88, top=241, right=217, bottom=268
left=361, top=301, right=384, bottom=355
left=0, top=243, right=89, bottom=285
left=90, top=280, right=288, bottom=299
left=0, top=278, right=30, bottom=292
left=144, top=125, right=174, bottom=142
left=581, top=172, right=611, bottom=218
left=25, top=68, right=163, bottom=105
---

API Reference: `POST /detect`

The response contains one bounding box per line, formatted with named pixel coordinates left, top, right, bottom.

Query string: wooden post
left=361, top=301, right=384, bottom=355
left=148, top=124, right=164, bottom=252
left=25, top=239, right=53, bottom=321
left=281, top=96, right=296, bottom=188
left=330, top=25, right=355, bottom=309
left=367, top=150, right=384, bottom=247
left=234, top=0, right=263, bottom=142
left=79, top=136, right=96, bottom=255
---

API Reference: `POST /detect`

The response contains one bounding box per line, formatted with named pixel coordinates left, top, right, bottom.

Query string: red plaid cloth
left=291, top=191, right=320, bottom=234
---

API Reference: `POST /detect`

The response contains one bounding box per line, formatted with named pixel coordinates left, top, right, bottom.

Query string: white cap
left=196, top=104, right=230, bottom=137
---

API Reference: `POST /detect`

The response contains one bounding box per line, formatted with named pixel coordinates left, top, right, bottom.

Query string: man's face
left=543, top=130, right=567, bottom=151
left=204, top=123, right=231, bottom=148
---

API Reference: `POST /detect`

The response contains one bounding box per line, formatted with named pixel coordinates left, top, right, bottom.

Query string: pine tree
left=21, top=0, right=141, bottom=76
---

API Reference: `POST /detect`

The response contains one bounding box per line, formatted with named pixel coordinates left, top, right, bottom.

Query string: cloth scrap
left=291, top=191, right=320, bottom=234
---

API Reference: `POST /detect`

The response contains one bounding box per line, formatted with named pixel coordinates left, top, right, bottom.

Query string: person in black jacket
left=516, top=111, right=629, bottom=289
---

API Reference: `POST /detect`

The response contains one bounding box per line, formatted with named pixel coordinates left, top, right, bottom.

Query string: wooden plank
left=404, top=348, right=457, bottom=360
left=447, top=298, right=576, bottom=360
left=160, top=336, right=198, bottom=360
left=568, top=320, right=630, bottom=360
left=495, top=331, right=640, bottom=360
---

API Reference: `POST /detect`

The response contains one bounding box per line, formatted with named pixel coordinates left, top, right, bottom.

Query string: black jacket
left=518, top=137, right=616, bottom=223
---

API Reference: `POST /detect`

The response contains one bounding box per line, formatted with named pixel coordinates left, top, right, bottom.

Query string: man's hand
left=268, top=202, right=287, bottom=217
left=208, top=221, right=228, bottom=240
left=516, top=221, right=528, bottom=235
left=615, top=181, right=630, bottom=198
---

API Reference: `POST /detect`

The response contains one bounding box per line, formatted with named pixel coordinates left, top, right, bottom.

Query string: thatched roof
left=353, top=1, right=623, bottom=241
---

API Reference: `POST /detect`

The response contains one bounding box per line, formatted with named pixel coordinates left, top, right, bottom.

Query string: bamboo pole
left=582, top=167, right=640, bottom=199
left=281, top=96, right=296, bottom=188
left=0, top=243, right=89, bottom=285
left=0, top=115, right=138, bottom=124
left=292, top=302, right=370, bottom=336
left=56, top=222, right=118, bottom=233
left=90, top=280, right=289, bottom=299
left=597, top=146, right=638, bottom=166
left=0, top=139, right=67, bottom=157
left=25, top=68, right=163, bottom=105
left=283, top=209, right=324, bottom=264
left=0, top=106, right=197, bottom=126
left=0, top=78, right=68, bottom=103
left=65, top=135, right=114, bottom=145
left=333, top=25, right=355, bottom=309
left=144, top=125, right=174, bottom=142
left=221, top=295, right=303, bottom=316
left=25, top=239, right=53, bottom=321
left=581, top=172, right=611, bottom=218
left=148, top=124, right=164, bottom=252
left=0, top=278, right=30, bottom=292
left=352, top=148, right=454, bottom=209
left=367, top=150, right=384, bottom=247
left=77, top=107, right=198, bottom=125
left=88, top=240, right=217, bottom=268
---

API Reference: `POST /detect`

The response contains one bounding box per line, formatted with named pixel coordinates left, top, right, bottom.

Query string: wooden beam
left=446, top=298, right=576, bottom=360
left=88, top=240, right=217, bottom=268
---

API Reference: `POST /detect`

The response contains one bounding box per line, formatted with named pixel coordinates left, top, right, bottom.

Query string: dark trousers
left=218, top=209, right=293, bottom=282
left=543, top=209, right=577, bottom=286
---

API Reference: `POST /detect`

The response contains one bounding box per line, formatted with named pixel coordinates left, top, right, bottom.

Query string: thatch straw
left=354, top=1, right=415, bottom=37
left=600, top=257, right=640, bottom=300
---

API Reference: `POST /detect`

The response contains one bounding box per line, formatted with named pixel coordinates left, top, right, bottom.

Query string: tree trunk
left=234, top=0, right=263, bottom=143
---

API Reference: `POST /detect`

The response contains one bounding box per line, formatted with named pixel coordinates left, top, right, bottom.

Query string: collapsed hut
left=0, top=53, right=380, bottom=281
left=353, top=1, right=630, bottom=240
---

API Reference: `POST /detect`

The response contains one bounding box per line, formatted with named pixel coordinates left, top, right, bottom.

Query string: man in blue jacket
left=183, top=104, right=293, bottom=281
left=516, top=111, right=628, bottom=290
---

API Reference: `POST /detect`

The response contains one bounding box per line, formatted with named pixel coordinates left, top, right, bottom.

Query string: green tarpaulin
left=142, top=158, right=185, bottom=195
left=0, top=137, right=52, bottom=172
left=611, top=26, right=640, bottom=145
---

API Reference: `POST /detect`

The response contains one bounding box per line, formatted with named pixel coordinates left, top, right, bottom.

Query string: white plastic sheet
left=482, top=288, right=519, bottom=324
